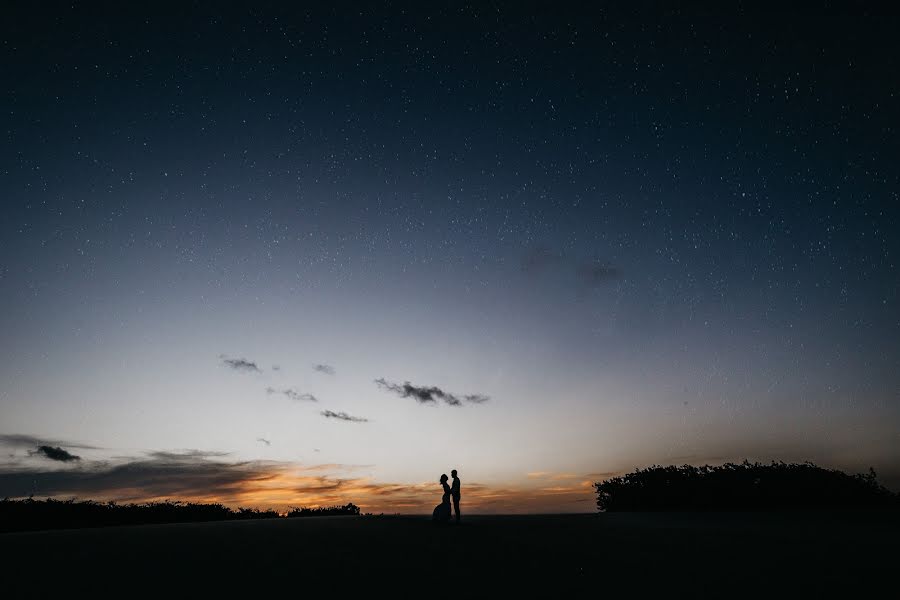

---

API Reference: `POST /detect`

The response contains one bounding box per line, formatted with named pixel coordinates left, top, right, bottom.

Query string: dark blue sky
left=1, top=5, right=898, bottom=510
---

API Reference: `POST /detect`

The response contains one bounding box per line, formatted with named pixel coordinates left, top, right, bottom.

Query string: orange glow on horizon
left=20, top=466, right=607, bottom=514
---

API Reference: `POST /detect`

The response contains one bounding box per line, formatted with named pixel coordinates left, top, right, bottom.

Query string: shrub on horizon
left=0, top=498, right=359, bottom=533
left=285, top=502, right=360, bottom=517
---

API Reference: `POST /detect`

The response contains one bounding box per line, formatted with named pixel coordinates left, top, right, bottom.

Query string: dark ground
left=2, top=512, right=896, bottom=597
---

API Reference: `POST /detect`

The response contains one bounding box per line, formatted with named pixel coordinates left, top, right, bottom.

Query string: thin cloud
left=526, top=471, right=580, bottom=481
left=586, top=471, right=623, bottom=483
left=265, top=387, right=317, bottom=402
left=33, top=446, right=81, bottom=462
left=321, top=410, right=368, bottom=423
left=522, top=245, right=622, bottom=288
left=147, top=450, right=230, bottom=460
left=664, top=456, right=728, bottom=465
left=220, top=355, right=262, bottom=373
left=301, top=463, right=374, bottom=472
left=313, top=364, right=336, bottom=375
left=0, top=434, right=99, bottom=450
left=374, top=378, right=489, bottom=407
left=521, top=245, right=564, bottom=273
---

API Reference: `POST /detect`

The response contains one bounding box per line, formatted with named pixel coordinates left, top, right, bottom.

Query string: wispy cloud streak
left=321, top=410, right=368, bottom=423
left=0, top=434, right=99, bottom=450
left=266, top=387, right=317, bottom=402
left=220, top=355, right=262, bottom=373
left=374, top=379, right=489, bottom=407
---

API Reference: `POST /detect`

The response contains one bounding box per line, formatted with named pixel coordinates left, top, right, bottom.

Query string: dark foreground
left=2, top=512, right=896, bottom=596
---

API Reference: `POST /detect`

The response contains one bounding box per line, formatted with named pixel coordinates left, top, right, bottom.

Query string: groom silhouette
left=450, top=469, right=461, bottom=523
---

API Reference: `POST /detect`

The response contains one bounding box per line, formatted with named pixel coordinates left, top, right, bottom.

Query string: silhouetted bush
left=595, top=461, right=899, bottom=511
left=0, top=498, right=356, bottom=533
left=285, top=502, right=360, bottom=517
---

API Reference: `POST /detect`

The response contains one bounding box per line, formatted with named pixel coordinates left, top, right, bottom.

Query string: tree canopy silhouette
left=595, top=461, right=899, bottom=511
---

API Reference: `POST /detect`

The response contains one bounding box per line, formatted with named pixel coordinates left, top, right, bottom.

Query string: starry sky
left=1, top=5, right=898, bottom=513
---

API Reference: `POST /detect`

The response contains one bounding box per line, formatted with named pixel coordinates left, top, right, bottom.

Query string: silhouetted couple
left=432, top=469, right=460, bottom=524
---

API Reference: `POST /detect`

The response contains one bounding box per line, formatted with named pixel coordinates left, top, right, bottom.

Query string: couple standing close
left=432, top=469, right=461, bottom=524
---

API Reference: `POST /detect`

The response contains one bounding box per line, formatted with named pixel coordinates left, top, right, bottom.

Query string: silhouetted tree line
left=286, top=502, right=361, bottom=517
left=0, top=498, right=360, bottom=533
left=595, top=461, right=899, bottom=512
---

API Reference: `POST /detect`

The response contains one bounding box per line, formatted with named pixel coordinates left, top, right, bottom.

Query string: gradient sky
left=1, top=5, right=898, bottom=513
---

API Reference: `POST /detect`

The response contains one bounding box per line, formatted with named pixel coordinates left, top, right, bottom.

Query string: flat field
left=2, top=512, right=895, bottom=596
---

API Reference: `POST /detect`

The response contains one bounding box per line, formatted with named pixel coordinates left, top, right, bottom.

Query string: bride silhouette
left=432, top=474, right=452, bottom=523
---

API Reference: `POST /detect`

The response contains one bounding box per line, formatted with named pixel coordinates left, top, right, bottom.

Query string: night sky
left=1, top=5, right=898, bottom=513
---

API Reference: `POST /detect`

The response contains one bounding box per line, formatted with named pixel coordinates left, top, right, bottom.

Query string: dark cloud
left=33, top=446, right=81, bottom=462
left=0, top=434, right=99, bottom=450
left=463, top=394, right=490, bottom=404
left=256, top=438, right=271, bottom=446
left=313, top=363, right=335, bottom=375
left=577, top=260, right=622, bottom=287
left=374, top=378, right=489, bottom=407
left=522, top=245, right=622, bottom=288
left=443, top=395, right=462, bottom=407
left=220, top=355, right=262, bottom=373
left=0, top=451, right=279, bottom=500
left=265, top=387, right=317, bottom=402
left=321, top=410, right=368, bottom=423
left=374, top=379, right=440, bottom=404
